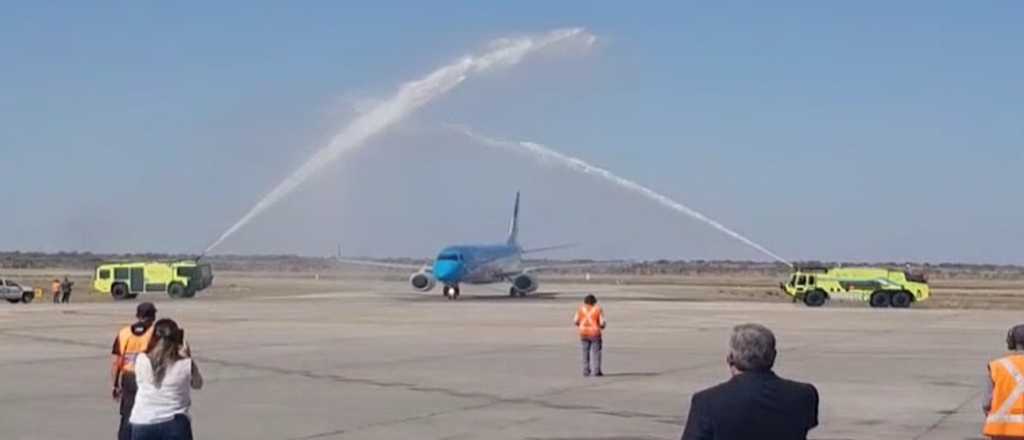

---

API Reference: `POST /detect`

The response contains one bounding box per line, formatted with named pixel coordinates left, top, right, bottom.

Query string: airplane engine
left=409, top=271, right=436, bottom=292
left=512, top=273, right=538, bottom=293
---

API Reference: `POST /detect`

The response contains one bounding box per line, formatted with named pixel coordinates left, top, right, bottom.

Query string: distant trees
left=1, top=252, right=1022, bottom=279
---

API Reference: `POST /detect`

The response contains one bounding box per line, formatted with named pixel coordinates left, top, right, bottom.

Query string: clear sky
left=2, top=2, right=1021, bottom=263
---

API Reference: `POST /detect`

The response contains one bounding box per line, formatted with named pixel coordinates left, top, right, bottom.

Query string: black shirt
left=681, top=371, right=819, bottom=440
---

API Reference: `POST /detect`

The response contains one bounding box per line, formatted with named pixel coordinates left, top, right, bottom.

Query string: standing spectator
left=51, top=278, right=61, bottom=303
left=573, top=294, right=606, bottom=377
left=982, top=324, right=1024, bottom=439
left=112, top=303, right=158, bottom=440
left=60, top=276, right=73, bottom=303
left=681, top=323, right=819, bottom=440
left=130, top=318, right=203, bottom=440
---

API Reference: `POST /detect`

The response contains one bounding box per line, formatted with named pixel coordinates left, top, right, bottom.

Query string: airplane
left=336, top=192, right=582, bottom=300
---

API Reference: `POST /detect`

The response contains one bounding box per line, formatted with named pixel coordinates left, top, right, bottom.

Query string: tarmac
left=0, top=280, right=1008, bottom=439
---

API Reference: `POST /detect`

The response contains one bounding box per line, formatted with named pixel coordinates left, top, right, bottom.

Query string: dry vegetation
left=1, top=252, right=1022, bottom=309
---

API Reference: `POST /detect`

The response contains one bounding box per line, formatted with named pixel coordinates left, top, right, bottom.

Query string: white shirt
left=129, top=354, right=193, bottom=425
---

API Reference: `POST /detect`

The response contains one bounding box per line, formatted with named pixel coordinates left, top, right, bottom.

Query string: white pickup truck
left=1, top=278, right=35, bottom=303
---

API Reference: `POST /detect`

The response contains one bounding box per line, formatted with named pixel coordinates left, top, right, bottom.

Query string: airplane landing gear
left=443, top=285, right=461, bottom=300
left=509, top=287, right=526, bottom=297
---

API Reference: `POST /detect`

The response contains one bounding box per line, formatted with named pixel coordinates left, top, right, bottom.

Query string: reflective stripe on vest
left=984, top=355, right=1024, bottom=436
left=117, top=325, right=153, bottom=373
left=577, top=305, right=603, bottom=338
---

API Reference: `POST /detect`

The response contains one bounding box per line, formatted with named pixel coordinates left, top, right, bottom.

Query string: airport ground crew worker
left=574, top=294, right=606, bottom=377
left=112, top=302, right=157, bottom=440
left=51, top=278, right=61, bottom=303
left=60, top=276, right=73, bottom=303
left=983, top=324, right=1024, bottom=439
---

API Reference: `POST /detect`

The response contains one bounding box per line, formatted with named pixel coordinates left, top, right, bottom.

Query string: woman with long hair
left=129, top=318, right=203, bottom=440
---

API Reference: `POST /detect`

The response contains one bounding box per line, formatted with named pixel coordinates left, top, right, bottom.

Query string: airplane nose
left=434, top=261, right=462, bottom=282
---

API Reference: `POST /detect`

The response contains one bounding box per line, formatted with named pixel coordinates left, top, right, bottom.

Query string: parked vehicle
left=1, top=278, right=35, bottom=304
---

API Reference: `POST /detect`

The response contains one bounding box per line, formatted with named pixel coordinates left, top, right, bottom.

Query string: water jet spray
left=204, top=28, right=596, bottom=254
left=449, top=124, right=793, bottom=267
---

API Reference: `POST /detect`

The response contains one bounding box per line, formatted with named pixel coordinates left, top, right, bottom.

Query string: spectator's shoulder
left=692, top=379, right=734, bottom=404
left=778, top=376, right=818, bottom=399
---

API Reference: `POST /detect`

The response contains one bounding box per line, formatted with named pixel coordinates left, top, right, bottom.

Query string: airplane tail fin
left=507, top=191, right=520, bottom=246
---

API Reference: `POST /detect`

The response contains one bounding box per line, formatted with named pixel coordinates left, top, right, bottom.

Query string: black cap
left=1007, top=323, right=1024, bottom=347
left=136, top=302, right=157, bottom=319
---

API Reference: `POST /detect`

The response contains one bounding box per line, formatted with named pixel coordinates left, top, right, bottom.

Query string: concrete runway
left=0, top=281, right=1008, bottom=439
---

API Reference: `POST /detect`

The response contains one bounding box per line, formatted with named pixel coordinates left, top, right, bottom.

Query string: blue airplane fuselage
left=433, top=244, right=523, bottom=285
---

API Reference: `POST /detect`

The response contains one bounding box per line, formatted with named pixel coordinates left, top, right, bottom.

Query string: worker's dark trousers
left=119, top=373, right=138, bottom=440
left=53, top=293, right=60, bottom=303
left=61, top=291, right=71, bottom=303
left=581, top=338, right=602, bottom=376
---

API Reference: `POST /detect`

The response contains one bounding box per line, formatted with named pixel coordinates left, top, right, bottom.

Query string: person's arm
left=599, top=309, right=607, bottom=329
left=190, top=361, right=204, bottom=390
left=111, top=355, right=121, bottom=384
left=573, top=310, right=581, bottom=326
left=984, top=364, right=994, bottom=414
left=807, top=384, right=820, bottom=430
left=183, top=344, right=203, bottom=390
left=680, top=393, right=713, bottom=440
left=110, top=336, right=122, bottom=397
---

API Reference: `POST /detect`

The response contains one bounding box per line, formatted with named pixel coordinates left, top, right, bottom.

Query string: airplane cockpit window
left=438, top=254, right=461, bottom=261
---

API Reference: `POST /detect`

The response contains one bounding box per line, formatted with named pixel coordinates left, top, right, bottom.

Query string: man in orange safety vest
left=574, top=294, right=606, bottom=377
left=984, top=324, right=1024, bottom=439
left=111, top=302, right=157, bottom=440
left=51, top=278, right=61, bottom=303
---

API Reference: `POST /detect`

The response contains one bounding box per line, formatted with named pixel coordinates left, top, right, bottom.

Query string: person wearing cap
left=983, top=324, right=1024, bottom=439
left=111, top=303, right=158, bottom=440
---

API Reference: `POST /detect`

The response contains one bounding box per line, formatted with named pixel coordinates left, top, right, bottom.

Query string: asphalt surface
left=0, top=281, right=1006, bottom=439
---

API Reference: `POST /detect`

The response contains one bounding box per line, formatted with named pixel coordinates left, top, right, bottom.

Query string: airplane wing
left=521, top=243, right=578, bottom=254
left=520, top=261, right=622, bottom=274
left=335, top=258, right=432, bottom=272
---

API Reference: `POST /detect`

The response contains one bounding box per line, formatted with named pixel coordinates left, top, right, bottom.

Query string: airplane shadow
left=387, top=292, right=728, bottom=304
left=399, top=292, right=563, bottom=302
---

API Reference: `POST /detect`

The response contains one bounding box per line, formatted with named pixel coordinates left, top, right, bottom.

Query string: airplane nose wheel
left=443, top=285, right=460, bottom=300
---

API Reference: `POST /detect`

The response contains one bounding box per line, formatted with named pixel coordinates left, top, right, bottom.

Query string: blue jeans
left=581, top=338, right=602, bottom=376
left=131, top=414, right=193, bottom=440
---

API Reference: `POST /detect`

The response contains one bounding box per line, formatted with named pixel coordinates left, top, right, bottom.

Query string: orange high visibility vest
left=574, top=305, right=605, bottom=339
left=116, top=325, right=154, bottom=374
left=984, top=355, right=1024, bottom=437
left=51, top=281, right=61, bottom=294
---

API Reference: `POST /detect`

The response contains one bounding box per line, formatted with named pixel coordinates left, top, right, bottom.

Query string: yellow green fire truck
left=94, top=260, right=213, bottom=300
left=781, top=265, right=930, bottom=308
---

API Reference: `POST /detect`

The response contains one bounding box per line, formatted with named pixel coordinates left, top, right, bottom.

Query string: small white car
left=1, top=278, right=35, bottom=303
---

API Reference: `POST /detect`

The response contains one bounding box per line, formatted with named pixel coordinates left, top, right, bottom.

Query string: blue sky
left=2, top=2, right=1021, bottom=263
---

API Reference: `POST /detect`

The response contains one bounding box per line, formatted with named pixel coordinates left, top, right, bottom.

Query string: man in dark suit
left=681, top=323, right=819, bottom=440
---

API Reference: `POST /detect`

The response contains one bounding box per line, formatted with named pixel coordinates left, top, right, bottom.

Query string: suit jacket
left=681, top=370, right=819, bottom=440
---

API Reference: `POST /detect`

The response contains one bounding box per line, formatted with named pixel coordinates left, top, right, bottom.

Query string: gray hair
left=728, top=323, right=777, bottom=372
